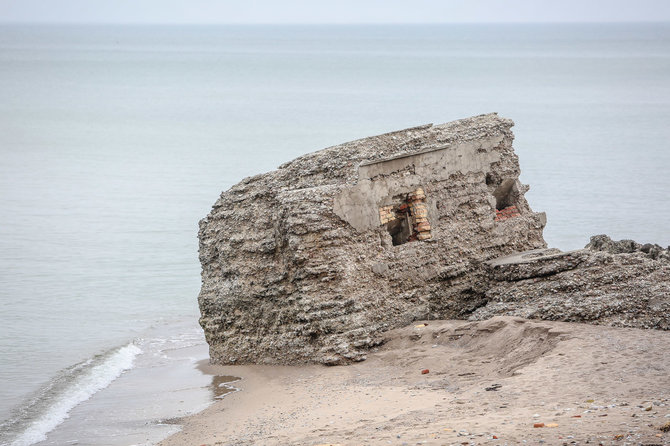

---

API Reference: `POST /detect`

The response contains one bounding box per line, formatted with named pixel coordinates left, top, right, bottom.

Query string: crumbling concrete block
left=198, top=113, right=547, bottom=365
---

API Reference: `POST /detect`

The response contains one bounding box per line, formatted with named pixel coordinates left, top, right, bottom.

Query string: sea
left=0, top=23, right=669, bottom=445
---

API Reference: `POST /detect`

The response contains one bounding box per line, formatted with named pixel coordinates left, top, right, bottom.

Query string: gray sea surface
left=0, top=23, right=669, bottom=445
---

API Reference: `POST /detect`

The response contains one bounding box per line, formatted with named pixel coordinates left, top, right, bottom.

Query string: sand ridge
left=158, top=317, right=670, bottom=445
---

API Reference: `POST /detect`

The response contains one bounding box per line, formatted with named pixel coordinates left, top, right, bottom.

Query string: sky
left=1, top=0, right=670, bottom=24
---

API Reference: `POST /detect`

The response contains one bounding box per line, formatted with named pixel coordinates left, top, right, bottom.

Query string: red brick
left=417, top=222, right=431, bottom=232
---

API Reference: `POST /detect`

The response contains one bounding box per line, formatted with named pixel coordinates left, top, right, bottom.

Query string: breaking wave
left=0, top=343, right=141, bottom=446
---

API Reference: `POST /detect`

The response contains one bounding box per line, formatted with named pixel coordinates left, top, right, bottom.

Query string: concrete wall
left=333, top=136, right=503, bottom=232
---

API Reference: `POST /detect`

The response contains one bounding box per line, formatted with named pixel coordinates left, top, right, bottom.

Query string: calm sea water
left=0, top=23, right=669, bottom=445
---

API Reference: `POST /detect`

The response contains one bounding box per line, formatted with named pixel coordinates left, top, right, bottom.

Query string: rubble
left=471, top=245, right=670, bottom=330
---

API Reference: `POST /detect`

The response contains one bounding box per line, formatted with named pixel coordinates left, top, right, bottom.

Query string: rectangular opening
left=378, top=188, right=432, bottom=245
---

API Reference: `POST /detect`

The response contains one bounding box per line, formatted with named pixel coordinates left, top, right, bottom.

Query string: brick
left=417, top=222, right=431, bottom=232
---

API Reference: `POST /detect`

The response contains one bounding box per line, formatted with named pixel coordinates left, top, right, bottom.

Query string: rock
left=586, top=234, right=670, bottom=261
left=470, top=244, right=670, bottom=330
left=198, top=114, right=546, bottom=365
left=197, top=114, right=669, bottom=367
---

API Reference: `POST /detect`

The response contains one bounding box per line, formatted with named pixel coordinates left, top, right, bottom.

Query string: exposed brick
left=417, top=222, right=431, bottom=232
left=495, top=205, right=520, bottom=222
left=413, top=208, right=428, bottom=218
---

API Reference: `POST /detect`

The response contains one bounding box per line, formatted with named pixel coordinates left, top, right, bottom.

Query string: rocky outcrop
left=586, top=234, right=670, bottom=261
left=471, top=245, right=670, bottom=330
left=198, top=114, right=669, bottom=366
left=198, top=114, right=547, bottom=365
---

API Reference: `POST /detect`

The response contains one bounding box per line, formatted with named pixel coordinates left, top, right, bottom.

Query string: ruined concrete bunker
left=197, top=113, right=548, bottom=365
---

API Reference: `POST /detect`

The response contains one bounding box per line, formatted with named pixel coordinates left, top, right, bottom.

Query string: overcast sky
left=1, top=0, right=670, bottom=24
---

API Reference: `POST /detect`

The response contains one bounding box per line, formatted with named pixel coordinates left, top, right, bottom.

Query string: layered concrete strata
left=198, top=114, right=547, bottom=365
left=198, top=114, right=669, bottom=366
left=472, top=243, right=670, bottom=330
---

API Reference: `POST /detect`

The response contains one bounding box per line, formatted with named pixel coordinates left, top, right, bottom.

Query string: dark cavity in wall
left=493, top=179, right=516, bottom=211
left=379, top=188, right=432, bottom=246
left=387, top=215, right=411, bottom=246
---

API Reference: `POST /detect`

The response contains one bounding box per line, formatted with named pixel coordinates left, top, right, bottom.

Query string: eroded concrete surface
left=197, top=114, right=669, bottom=366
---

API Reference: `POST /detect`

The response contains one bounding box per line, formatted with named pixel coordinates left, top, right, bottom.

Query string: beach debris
left=533, top=423, right=545, bottom=428
left=485, top=383, right=502, bottom=391
left=415, top=324, right=427, bottom=328
left=613, top=434, right=624, bottom=440
left=492, top=435, right=498, bottom=439
left=571, top=415, right=582, bottom=418
left=421, top=369, right=430, bottom=374
left=546, top=423, right=559, bottom=428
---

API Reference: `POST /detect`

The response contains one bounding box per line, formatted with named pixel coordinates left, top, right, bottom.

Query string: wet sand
left=158, top=316, right=670, bottom=445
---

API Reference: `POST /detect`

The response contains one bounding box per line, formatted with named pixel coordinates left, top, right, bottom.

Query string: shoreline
left=3, top=318, right=214, bottom=446
left=158, top=316, right=670, bottom=446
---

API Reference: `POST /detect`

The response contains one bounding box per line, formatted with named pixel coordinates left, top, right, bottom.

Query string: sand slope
left=158, top=317, right=670, bottom=445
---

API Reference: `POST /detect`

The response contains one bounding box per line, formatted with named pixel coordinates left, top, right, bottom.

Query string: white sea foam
left=9, top=343, right=142, bottom=446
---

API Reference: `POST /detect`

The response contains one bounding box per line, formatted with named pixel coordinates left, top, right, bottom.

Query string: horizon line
left=1, top=20, right=670, bottom=26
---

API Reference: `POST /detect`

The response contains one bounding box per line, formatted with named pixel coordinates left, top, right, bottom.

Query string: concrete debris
left=197, top=114, right=669, bottom=366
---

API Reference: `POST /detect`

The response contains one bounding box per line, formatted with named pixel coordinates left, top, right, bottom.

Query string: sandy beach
left=158, top=316, right=670, bottom=445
